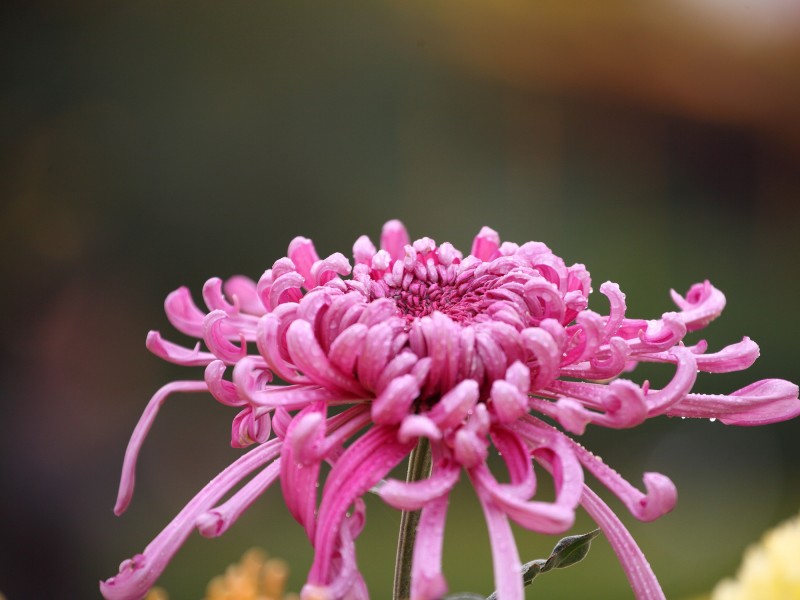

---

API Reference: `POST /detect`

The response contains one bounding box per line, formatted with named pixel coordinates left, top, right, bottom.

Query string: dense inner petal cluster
left=102, top=220, right=800, bottom=600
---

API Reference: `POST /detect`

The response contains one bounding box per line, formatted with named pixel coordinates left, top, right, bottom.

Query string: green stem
left=392, top=437, right=432, bottom=600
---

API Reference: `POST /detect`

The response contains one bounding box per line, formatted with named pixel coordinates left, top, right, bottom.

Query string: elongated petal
left=473, top=484, right=524, bottom=600
left=114, top=381, right=209, bottom=516
left=101, top=440, right=282, bottom=600
left=642, top=337, right=760, bottom=374
left=410, top=494, right=450, bottom=600
left=666, top=379, right=800, bottom=425
left=197, top=460, right=281, bottom=537
left=580, top=485, right=666, bottom=600
left=309, top=426, right=415, bottom=586
left=565, top=435, right=676, bottom=522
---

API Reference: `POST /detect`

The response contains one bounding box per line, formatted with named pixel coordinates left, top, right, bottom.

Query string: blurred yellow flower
left=711, top=512, right=800, bottom=600
left=145, top=548, right=298, bottom=600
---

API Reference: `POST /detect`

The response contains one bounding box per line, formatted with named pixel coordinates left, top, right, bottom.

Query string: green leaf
left=484, top=529, right=601, bottom=599
left=543, top=529, right=600, bottom=571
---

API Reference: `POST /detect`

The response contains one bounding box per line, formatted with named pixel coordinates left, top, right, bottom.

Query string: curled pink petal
left=427, top=379, right=479, bottom=430
left=671, top=280, right=726, bottom=332
left=566, top=435, right=677, bottom=521
left=378, top=461, right=460, bottom=511
left=223, top=275, right=265, bottom=316
left=371, top=374, right=419, bottom=425
left=643, top=336, right=760, bottom=373
left=203, top=310, right=248, bottom=364
left=667, top=378, right=800, bottom=425
left=164, top=286, right=206, bottom=337
left=645, top=346, right=698, bottom=415
left=289, top=236, right=321, bottom=290
left=146, top=331, right=215, bottom=366
left=204, top=360, right=245, bottom=407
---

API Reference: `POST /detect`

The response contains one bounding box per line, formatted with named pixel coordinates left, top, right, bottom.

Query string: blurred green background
left=1, top=1, right=799, bottom=598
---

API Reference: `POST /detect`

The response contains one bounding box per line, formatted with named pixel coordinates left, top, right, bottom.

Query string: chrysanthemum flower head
left=102, top=221, right=800, bottom=600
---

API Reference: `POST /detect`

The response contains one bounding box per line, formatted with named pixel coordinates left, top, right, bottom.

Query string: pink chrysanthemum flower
left=102, top=221, right=800, bottom=600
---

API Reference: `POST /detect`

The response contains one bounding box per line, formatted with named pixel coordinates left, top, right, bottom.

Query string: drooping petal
left=101, top=440, right=282, bottom=600
left=196, top=459, right=281, bottom=538
left=473, top=484, right=524, bottom=600
left=114, top=381, right=209, bottom=516
left=410, top=493, right=450, bottom=600
left=564, top=435, right=677, bottom=522
left=281, top=405, right=326, bottom=539
left=308, top=426, right=415, bottom=587
left=580, top=485, right=666, bottom=600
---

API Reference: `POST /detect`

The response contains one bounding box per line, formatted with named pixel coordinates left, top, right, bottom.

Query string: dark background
left=1, top=1, right=799, bottom=598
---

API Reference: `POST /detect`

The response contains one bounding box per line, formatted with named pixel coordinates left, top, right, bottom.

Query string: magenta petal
left=101, top=440, right=282, bottom=600
left=471, top=463, right=575, bottom=534
left=203, top=310, right=248, bottom=364
left=580, top=485, right=666, bottom=600
left=287, top=320, right=366, bottom=395
left=473, top=483, right=524, bottom=600
left=114, top=381, right=209, bottom=516
left=378, top=460, right=460, bottom=511
left=309, top=426, right=415, bottom=587
left=371, top=374, right=419, bottom=425
left=197, top=459, right=281, bottom=537
left=146, top=331, right=216, bottom=366
left=667, top=378, right=800, bottom=425
left=380, top=219, right=410, bottom=261
left=471, top=226, right=501, bottom=261
left=670, top=280, right=726, bottom=332
left=410, top=494, right=450, bottom=600
left=164, top=286, right=206, bottom=338
left=289, top=236, right=321, bottom=290
left=645, top=346, right=698, bottom=415
left=281, top=406, right=325, bottom=539
left=223, top=275, right=265, bottom=316
left=565, top=436, right=677, bottom=522
left=642, top=337, right=760, bottom=373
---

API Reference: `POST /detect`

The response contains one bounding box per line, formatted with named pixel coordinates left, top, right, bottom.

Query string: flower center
left=391, top=280, right=483, bottom=323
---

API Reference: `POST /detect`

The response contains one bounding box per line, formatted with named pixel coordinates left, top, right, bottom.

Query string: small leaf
left=484, top=529, right=601, bottom=599
left=520, top=559, right=546, bottom=586
left=544, top=529, right=600, bottom=571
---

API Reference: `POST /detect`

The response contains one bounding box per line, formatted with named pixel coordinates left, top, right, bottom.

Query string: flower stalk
left=393, top=437, right=432, bottom=600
